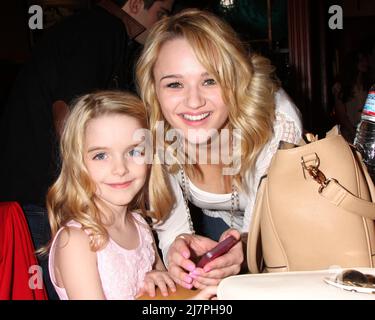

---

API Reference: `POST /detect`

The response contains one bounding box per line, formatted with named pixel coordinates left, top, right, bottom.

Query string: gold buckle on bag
left=301, top=154, right=336, bottom=193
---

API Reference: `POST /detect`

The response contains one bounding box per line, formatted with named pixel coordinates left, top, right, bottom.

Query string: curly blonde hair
left=136, top=9, right=278, bottom=200
left=42, top=90, right=171, bottom=254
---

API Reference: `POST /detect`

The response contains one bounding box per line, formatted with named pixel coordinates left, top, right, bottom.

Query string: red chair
left=0, top=202, right=48, bottom=300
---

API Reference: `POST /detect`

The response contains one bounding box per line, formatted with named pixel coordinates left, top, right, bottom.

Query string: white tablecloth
left=217, top=268, right=375, bottom=300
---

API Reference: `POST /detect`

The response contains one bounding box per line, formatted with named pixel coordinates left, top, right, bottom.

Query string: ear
left=126, top=0, right=144, bottom=14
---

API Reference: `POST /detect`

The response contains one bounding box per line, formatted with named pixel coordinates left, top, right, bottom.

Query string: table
left=217, top=268, right=375, bottom=300
left=137, top=285, right=199, bottom=300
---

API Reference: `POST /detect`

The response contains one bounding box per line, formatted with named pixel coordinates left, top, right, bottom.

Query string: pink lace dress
left=49, top=212, right=155, bottom=300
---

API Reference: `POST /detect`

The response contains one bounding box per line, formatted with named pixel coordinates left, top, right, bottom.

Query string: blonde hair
left=43, top=90, right=172, bottom=254
left=136, top=9, right=278, bottom=194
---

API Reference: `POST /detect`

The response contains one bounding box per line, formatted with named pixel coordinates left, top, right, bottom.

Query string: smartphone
left=196, top=235, right=239, bottom=268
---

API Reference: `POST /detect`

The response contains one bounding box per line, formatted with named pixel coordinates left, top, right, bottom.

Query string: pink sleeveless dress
left=49, top=212, right=155, bottom=300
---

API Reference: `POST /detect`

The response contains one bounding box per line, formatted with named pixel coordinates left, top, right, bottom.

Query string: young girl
left=46, top=90, right=215, bottom=300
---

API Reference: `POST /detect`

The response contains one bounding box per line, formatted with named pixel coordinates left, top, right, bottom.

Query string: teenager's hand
left=167, top=229, right=243, bottom=289
left=167, top=233, right=215, bottom=289
left=190, top=229, right=243, bottom=289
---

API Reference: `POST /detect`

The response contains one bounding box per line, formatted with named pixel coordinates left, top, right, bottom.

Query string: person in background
left=45, top=90, right=216, bottom=300
left=136, top=9, right=302, bottom=290
left=0, top=0, right=174, bottom=299
left=332, top=50, right=373, bottom=143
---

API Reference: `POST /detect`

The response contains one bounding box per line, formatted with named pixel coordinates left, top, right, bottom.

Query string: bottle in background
left=354, top=84, right=375, bottom=183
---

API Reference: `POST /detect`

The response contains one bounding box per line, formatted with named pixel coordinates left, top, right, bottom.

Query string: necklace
left=180, top=167, right=239, bottom=234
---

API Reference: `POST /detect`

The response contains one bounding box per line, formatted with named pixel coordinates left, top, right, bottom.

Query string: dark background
left=1, top=0, right=374, bottom=135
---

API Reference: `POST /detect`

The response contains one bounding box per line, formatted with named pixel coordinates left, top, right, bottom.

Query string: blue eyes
left=93, top=153, right=107, bottom=160
left=128, top=148, right=144, bottom=157
left=92, top=148, right=144, bottom=161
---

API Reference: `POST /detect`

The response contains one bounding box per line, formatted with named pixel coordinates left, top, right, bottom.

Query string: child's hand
left=191, top=286, right=217, bottom=300
left=141, top=270, right=177, bottom=297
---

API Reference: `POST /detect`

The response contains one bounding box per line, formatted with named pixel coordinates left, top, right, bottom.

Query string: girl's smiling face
left=84, top=114, right=147, bottom=212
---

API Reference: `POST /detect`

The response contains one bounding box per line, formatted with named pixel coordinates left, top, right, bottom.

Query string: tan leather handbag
left=247, top=126, right=375, bottom=273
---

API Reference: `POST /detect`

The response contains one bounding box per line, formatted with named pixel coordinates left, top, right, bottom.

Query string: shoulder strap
left=247, top=176, right=267, bottom=274
left=302, top=130, right=375, bottom=220
left=320, top=158, right=375, bottom=220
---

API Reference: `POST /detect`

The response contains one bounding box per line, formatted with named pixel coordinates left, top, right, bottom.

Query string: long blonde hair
left=136, top=9, right=278, bottom=197
left=44, top=90, right=171, bottom=254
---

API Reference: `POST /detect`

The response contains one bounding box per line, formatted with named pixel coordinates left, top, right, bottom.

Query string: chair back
left=0, top=202, right=48, bottom=300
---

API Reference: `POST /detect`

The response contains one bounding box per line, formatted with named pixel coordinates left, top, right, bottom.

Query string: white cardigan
left=154, top=89, right=303, bottom=264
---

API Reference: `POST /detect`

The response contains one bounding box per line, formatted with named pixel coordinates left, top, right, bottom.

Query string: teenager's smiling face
left=84, top=114, right=147, bottom=212
left=153, top=38, right=229, bottom=144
